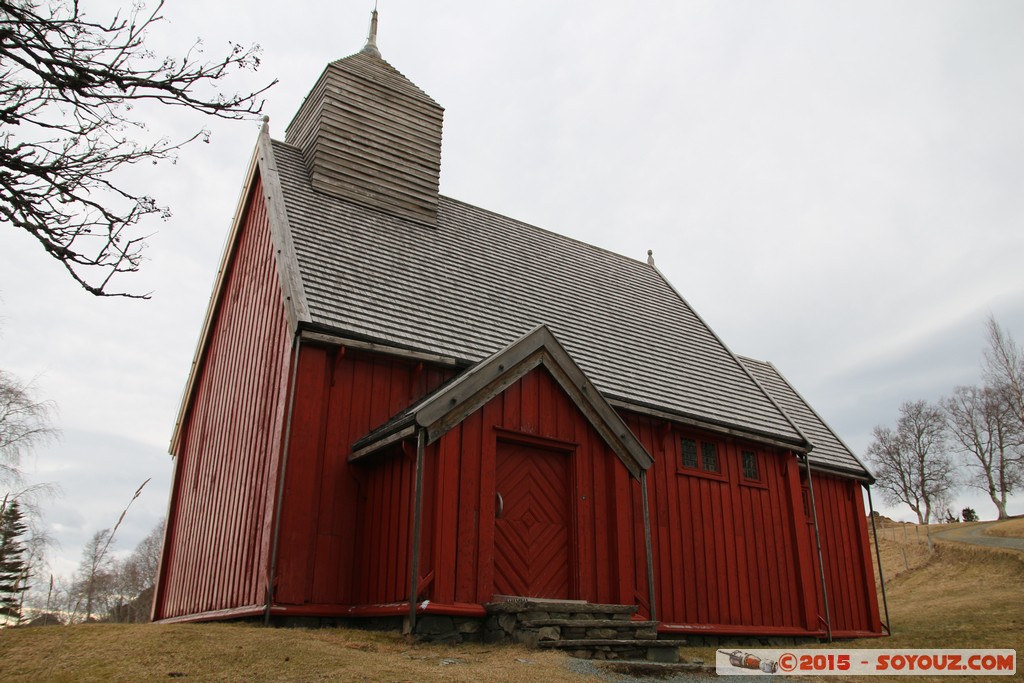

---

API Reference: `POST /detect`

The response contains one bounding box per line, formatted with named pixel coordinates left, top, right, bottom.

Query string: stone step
left=539, top=638, right=679, bottom=649
left=539, top=639, right=680, bottom=663
left=520, top=618, right=659, bottom=629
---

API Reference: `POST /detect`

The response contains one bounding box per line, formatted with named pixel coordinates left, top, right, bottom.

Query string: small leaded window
left=680, top=438, right=698, bottom=469
left=701, top=442, right=719, bottom=472
left=742, top=450, right=759, bottom=480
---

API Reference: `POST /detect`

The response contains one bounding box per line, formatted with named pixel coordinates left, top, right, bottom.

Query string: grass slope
left=985, top=517, right=1024, bottom=539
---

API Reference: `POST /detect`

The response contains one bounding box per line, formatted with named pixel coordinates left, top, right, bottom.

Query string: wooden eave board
left=740, top=356, right=872, bottom=479
left=272, top=140, right=803, bottom=444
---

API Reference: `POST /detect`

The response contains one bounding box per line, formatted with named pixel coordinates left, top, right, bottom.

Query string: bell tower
left=285, top=10, right=444, bottom=225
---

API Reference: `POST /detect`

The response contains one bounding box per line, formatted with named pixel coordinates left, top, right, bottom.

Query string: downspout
left=640, top=471, right=657, bottom=621
left=866, top=486, right=891, bottom=635
left=265, top=333, right=303, bottom=624
left=408, top=427, right=426, bottom=633
left=802, top=455, right=832, bottom=642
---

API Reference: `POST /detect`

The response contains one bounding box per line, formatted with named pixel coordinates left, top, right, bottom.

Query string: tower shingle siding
left=285, top=51, right=444, bottom=226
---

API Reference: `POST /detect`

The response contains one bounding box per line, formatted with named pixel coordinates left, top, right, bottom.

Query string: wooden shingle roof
left=268, top=135, right=811, bottom=449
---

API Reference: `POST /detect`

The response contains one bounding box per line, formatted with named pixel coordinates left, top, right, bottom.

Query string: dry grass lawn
left=1, top=518, right=1021, bottom=682
left=0, top=622, right=583, bottom=682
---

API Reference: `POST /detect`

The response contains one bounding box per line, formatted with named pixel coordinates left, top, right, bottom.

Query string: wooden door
left=493, top=441, right=572, bottom=599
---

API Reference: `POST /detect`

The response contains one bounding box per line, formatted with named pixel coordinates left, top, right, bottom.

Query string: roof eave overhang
left=800, top=454, right=876, bottom=484
left=607, top=398, right=811, bottom=454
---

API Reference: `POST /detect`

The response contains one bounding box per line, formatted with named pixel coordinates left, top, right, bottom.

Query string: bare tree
left=107, top=518, right=164, bottom=623
left=0, top=369, right=58, bottom=487
left=983, top=316, right=1024, bottom=432
left=0, top=370, right=60, bottom=615
left=0, top=0, right=275, bottom=297
left=71, top=528, right=113, bottom=621
left=867, top=400, right=957, bottom=524
left=69, top=479, right=149, bottom=622
left=943, top=385, right=1023, bottom=519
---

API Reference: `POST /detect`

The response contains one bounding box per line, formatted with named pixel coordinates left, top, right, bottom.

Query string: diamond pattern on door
left=493, top=441, right=571, bottom=599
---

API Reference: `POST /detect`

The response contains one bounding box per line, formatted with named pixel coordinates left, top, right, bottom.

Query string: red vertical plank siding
left=431, top=432, right=460, bottom=604
left=473, top=409, right=496, bottom=602
left=419, top=441, right=438, bottom=594
left=273, top=349, right=454, bottom=609
left=274, top=348, right=329, bottom=604
left=854, top=484, right=883, bottom=633
left=350, top=448, right=419, bottom=604
left=808, top=474, right=882, bottom=635
left=155, top=177, right=293, bottom=620
left=617, top=413, right=883, bottom=635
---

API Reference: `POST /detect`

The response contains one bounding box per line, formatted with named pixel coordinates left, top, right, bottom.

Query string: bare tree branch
left=983, top=315, right=1024, bottom=432
left=0, top=0, right=276, bottom=297
left=0, top=369, right=58, bottom=486
left=867, top=400, right=957, bottom=524
left=942, top=385, right=1023, bottom=519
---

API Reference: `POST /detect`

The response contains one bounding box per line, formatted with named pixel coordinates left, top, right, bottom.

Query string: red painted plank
left=430, top=432, right=457, bottom=604
left=520, top=368, right=539, bottom=433
left=453, top=416, right=478, bottom=602
left=589, top=440, right=609, bottom=603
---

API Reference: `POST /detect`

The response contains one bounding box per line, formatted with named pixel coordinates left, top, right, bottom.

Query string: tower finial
left=647, top=249, right=655, bottom=266
left=362, top=5, right=381, bottom=57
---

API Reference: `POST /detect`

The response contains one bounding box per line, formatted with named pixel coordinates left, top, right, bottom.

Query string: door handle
left=496, top=492, right=504, bottom=519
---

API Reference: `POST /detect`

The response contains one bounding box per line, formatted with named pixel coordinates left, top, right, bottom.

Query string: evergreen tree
left=0, top=499, right=30, bottom=622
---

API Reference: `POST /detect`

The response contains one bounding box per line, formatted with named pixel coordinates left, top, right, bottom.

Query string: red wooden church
left=153, top=14, right=883, bottom=641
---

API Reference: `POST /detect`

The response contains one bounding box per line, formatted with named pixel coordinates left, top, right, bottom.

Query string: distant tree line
left=66, top=521, right=165, bottom=624
left=10, top=519, right=165, bottom=626
left=0, top=369, right=162, bottom=625
left=867, top=317, right=1024, bottom=523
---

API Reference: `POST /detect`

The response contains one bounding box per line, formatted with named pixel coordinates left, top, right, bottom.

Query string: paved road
left=931, top=520, right=1024, bottom=552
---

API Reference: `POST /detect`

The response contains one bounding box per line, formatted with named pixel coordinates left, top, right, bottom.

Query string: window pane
left=681, top=438, right=698, bottom=469
left=701, top=442, right=718, bottom=472
left=742, top=450, right=759, bottom=479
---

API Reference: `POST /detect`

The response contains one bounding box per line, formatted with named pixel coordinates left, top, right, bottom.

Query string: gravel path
left=931, top=520, right=1024, bottom=552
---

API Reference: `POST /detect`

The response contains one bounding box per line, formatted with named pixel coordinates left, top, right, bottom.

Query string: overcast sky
left=2, top=0, right=1023, bottom=581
